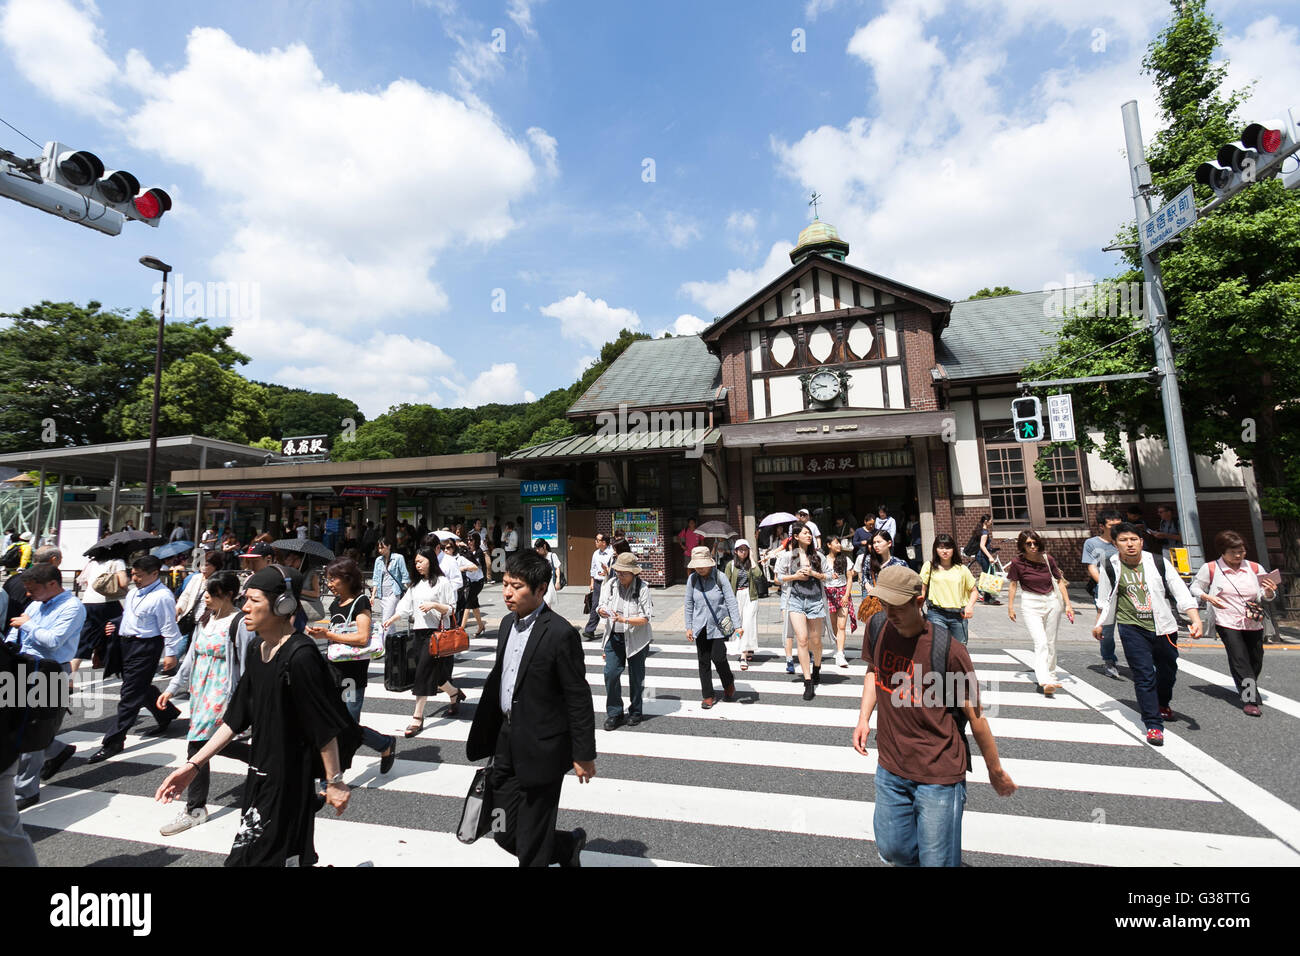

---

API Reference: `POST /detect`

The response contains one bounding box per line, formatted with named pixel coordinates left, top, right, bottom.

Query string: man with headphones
left=157, top=565, right=360, bottom=867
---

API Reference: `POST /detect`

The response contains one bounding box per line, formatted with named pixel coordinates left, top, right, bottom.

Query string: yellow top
left=920, top=561, right=976, bottom=609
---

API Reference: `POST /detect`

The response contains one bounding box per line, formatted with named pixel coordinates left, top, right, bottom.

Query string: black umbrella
left=271, top=538, right=335, bottom=563
left=86, top=529, right=163, bottom=558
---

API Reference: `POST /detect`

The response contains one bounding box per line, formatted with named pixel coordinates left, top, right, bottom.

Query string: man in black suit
left=466, top=550, right=596, bottom=867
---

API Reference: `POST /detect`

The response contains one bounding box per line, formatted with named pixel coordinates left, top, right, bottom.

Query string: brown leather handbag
left=430, top=626, right=470, bottom=658
left=858, top=594, right=883, bottom=624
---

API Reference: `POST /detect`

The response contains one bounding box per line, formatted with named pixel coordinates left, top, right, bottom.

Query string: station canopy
left=0, top=435, right=275, bottom=484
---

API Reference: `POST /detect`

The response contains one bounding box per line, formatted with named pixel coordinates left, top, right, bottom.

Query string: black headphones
left=269, top=564, right=299, bottom=617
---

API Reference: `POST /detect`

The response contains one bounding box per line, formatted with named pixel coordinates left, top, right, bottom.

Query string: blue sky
left=1, top=0, right=1297, bottom=419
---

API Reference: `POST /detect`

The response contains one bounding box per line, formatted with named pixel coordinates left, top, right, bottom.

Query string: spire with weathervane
left=790, top=190, right=850, bottom=265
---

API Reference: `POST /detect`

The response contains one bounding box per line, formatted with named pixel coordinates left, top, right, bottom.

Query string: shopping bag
left=977, top=559, right=1007, bottom=595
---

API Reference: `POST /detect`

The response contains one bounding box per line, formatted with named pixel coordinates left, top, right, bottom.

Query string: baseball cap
left=240, top=541, right=274, bottom=558
left=869, top=565, right=923, bottom=606
left=245, top=565, right=303, bottom=600
left=796, top=508, right=810, bottom=516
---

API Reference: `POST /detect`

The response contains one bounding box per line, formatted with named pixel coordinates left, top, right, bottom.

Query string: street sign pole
left=1122, top=100, right=1204, bottom=569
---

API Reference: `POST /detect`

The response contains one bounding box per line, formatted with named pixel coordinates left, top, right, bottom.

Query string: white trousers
left=729, top=590, right=759, bottom=656
left=1019, top=589, right=1062, bottom=685
left=378, top=593, right=400, bottom=637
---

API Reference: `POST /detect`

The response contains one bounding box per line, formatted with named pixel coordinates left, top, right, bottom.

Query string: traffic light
left=1012, top=396, right=1042, bottom=443
left=1196, top=112, right=1299, bottom=203
left=38, top=141, right=171, bottom=228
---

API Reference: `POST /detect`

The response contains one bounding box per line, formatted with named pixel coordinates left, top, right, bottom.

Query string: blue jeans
left=1117, top=623, right=1179, bottom=730
left=1098, top=623, right=1117, bottom=665
left=925, top=605, right=969, bottom=645
left=603, top=635, right=646, bottom=718
left=873, top=765, right=966, bottom=867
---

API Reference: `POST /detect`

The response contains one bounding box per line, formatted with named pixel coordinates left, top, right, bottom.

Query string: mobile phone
left=1066, top=608, right=1075, bottom=624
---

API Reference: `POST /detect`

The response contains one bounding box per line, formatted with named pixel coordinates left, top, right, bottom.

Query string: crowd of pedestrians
left=0, top=498, right=1289, bottom=869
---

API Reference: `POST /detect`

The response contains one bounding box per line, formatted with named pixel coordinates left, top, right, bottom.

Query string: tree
left=250, top=436, right=281, bottom=452
left=109, top=353, right=270, bottom=444
left=0, top=301, right=247, bottom=450
left=967, top=286, right=1023, bottom=299
left=1022, top=0, right=1300, bottom=581
left=261, top=385, right=364, bottom=440
left=331, top=404, right=449, bottom=461
left=522, top=417, right=576, bottom=448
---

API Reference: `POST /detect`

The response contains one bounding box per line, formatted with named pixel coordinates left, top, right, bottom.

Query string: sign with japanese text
left=530, top=504, right=560, bottom=550
left=1141, top=185, right=1196, bottom=256
left=337, top=486, right=389, bottom=498
left=612, top=509, right=660, bottom=547
left=280, top=435, right=331, bottom=458
left=1047, top=393, right=1076, bottom=442
left=802, top=454, right=858, bottom=476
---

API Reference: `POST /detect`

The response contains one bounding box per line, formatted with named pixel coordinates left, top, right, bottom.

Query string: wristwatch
left=326, top=772, right=346, bottom=786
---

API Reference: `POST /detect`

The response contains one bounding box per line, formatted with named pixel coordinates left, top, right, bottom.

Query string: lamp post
left=139, top=255, right=172, bottom=534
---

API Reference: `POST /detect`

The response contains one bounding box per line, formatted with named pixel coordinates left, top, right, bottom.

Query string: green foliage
left=0, top=301, right=246, bottom=451
left=250, top=436, right=281, bottom=451
left=332, top=404, right=449, bottom=461
left=260, top=385, right=365, bottom=441
left=1023, top=0, right=1300, bottom=563
left=109, top=353, right=270, bottom=444
left=967, top=286, right=1023, bottom=299
left=523, top=417, right=577, bottom=448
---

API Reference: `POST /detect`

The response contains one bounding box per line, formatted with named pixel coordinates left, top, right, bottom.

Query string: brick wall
left=718, top=329, right=750, bottom=424
left=899, top=309, right=939, bottom=411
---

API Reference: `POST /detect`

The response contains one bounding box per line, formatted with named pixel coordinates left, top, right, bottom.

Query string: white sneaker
left=835, top=651, right=849, bottom=668
left=1104, top=663, right=1120, bottom=680
left=160, top=807, right=207, bottom=836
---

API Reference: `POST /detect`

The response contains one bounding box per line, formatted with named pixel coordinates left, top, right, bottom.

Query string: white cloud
left=1222, top=16, right=1300, bottom=126
left=440, top=362, right=536, bottom=407
left=0, top=0, right=120, bottom=114
left=680, top=241, right=794, bottom=317
left=541, top=291, right=642, bottom=349
left=655, top=314, right=710, bottom=337
left=726, top=210, right=758, bottom=233
left=507, top=0, right=544, bottom=37
left=573, top=354, right=596, bottom=376
left=770, top=0, right=1169, bottom=299
left=527, top=126, right=559, bottom=177
left=664, top=213, right=702, bottom=248
left=725, top=209, right=760, bottom=256
left=804, top=0, right=841, bottom=20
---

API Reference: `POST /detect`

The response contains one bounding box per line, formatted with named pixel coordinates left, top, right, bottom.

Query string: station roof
left=171, top=451, right=507, bottom=494
left=566, top=336, right=723, bottom=417
left=0, top=435, right=275, bottom=484
left=938, top=290, right=1071, bottom=380
left=504, top=426, right=720, bottom=462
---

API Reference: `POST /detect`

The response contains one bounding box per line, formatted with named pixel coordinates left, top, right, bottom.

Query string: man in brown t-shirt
left=852, top=565, right=1016, bottom=866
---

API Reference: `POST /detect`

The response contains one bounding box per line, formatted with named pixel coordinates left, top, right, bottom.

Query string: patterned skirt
left=826, top=585, right=858, bottom=632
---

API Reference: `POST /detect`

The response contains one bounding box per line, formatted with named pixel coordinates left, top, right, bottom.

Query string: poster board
left=58, top=518, right=103, bottom=575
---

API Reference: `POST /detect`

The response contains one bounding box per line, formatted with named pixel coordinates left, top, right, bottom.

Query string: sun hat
left=869, top=564, right=923, bottom=606
left=611, top=551, right=642, bottom=575
left=686, top=545, right=715, bottom=570
left=733, top=539, right=752, bottom=552
left=796, top=508, right=810, bottom=516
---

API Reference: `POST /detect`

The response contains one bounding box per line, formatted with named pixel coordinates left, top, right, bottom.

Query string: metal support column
left=33, top=464, right=46, bottom=543
left=194, top=446, right=207, bottom=544
left=53, top=474, right=64, bottom=546
left=1122, top=100, right=1204, bottom=569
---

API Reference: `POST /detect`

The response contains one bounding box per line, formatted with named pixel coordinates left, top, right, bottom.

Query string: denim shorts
left=787, top=590, right=827, bottom=619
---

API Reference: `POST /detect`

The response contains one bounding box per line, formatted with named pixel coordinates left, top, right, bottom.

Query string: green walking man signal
left=1012, top=396, right=1043, bottom=443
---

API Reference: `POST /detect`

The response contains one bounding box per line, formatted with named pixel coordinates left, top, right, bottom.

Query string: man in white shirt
left=582, top=534, right=614, bottom=639
left=504, top=522, right=520, bottom=556
left=796, top=509, right=821, bottom=549
left=296, top=522, right=308, bottom=540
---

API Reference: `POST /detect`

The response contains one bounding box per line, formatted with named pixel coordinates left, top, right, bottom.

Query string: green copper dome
left=790, top=219, right=849, bottom=264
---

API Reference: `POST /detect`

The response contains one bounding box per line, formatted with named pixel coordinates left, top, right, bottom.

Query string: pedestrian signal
left=1012, top=397, right=1042, bottom=443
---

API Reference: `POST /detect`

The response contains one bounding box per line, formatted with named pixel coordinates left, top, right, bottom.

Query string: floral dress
left=188, top=611, right=237, bottom=742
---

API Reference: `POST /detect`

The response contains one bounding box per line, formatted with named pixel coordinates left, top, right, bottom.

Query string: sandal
left=403, top=716, right=424, bottom=738
left=445, top=689, right=468, bottom=717
left=739, top=657, right=749, bottom=670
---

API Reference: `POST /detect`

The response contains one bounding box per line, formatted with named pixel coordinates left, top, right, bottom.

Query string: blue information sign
left=521, top=479, right=569, bottom=498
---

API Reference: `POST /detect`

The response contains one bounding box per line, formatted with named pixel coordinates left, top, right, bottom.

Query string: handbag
left=325, top=598, right=386, bottom=662
left=583, top=590, right=593, bottom=615
left=430, top=625, right=470, bottom=658
left=457, top=758, right=495, bottom=844
left=977, top=558, right=1007, bottom=595
left=697, top=575, right=735, bottom=639
left=92, top=567, right=127, bottom=600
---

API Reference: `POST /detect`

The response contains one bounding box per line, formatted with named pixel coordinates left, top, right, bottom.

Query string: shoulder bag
left=697, top=575, right=735, bottom=639
left=326, top=598, right=386, bottom=662
left=93, top=565, right=127, bottom=600
left=430, top=591, right=470, bottom=658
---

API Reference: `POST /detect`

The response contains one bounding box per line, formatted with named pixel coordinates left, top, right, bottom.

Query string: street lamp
left=139, top=255, right=171, bottom=534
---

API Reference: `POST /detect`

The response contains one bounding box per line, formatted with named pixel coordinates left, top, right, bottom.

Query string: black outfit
left=186, top=737, right=251, bottom=813
left=104, top=634, right=181, bottom=751
left=74, top=600, right=122, bottom=659
left=412, top=628, right=454, bottom=695
left=695, top=627, right=734, bottom=699
left=465, top=604, right=596, bottom=867
left=3, top=572, right=32, bottom=630
left=1217, top=626, right=1266, bottom=706
left=222, top=632, right=354, bottom=867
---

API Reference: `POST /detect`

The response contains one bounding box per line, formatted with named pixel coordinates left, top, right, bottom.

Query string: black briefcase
left=457, top=759, right=495, bottom=844
left=383, top=628, right=418, bottom=693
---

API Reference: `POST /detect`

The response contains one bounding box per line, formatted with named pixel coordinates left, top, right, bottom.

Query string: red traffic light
left=133, top=187, right=172, bottom=220
left=1242, top=122, right=1282, bottom=154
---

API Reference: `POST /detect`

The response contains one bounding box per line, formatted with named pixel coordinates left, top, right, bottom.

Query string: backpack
left=1, top=543, right=21, bottom=569
left=1102, top=555, right=1177, bottom=622
left=962, top=531, right=981, bottom=558
left=280, top=636, right=363, bottom=777
left=863, top=610, right=972, bottom=772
